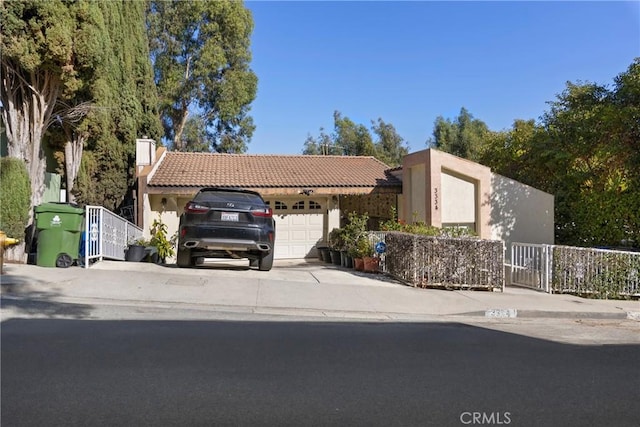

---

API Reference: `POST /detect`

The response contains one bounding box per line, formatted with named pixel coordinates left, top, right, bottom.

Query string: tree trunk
left=1, top=63, right=59, bottom=261
left=172, top=56, right=192, bottom=151
left=64, top=129, right=86, bottom=204
left=173, top=107, right=189, bottom=151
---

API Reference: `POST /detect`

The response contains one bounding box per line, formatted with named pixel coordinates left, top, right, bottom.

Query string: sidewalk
left=1, top=259, right=639, bottom=321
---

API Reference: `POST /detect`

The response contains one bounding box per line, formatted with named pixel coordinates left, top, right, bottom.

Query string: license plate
left=221, top=212, right=239, bottom=222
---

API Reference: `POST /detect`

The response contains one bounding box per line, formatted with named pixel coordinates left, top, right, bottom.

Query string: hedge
left=0, top=157, right=31, bottom=239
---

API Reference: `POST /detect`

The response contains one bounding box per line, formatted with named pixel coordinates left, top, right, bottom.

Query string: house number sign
left=434, top=187, right=439, bottom=211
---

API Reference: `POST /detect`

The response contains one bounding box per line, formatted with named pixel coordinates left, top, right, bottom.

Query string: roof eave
left=145, top=185, right=402, bottom=196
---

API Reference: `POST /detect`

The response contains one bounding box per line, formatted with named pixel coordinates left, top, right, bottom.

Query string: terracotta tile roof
left=148, top=152, right=401, bottom=189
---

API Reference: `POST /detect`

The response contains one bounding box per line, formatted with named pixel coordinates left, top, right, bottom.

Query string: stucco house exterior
left=401, top=149, right=555, bottom=251
left=135, top=139, right=554, bottom=262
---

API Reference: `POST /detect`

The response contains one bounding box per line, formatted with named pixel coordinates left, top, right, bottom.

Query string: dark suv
left=176, top=188, right=275, bottom=271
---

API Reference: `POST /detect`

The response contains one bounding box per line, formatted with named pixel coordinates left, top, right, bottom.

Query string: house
left=135, top=139, right=554, bottom=261
left=135, top=139, right=402, bottom=260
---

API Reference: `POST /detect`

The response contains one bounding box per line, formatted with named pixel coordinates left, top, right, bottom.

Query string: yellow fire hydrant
left=0, top=231, right=20, bottom=275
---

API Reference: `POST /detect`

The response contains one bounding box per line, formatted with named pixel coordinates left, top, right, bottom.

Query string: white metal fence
left=511, top=242, right=640, bottom=297
left=83, top=206, right=143, bottom=268
left=551, top=245, right=640, bottom=297
left=510, top=243, right=552, bottom=292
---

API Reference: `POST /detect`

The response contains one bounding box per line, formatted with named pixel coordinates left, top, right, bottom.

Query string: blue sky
left=244, top=1, right=640, bottom=155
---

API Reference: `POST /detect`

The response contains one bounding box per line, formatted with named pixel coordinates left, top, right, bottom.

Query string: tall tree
left=477, top=119, right=545, bottom=184
left=429, top=107, right=489, bottom=161
left=1, top=0, right=101, bottom=214
left=540, top=65, right=640, bottom=247
left=148, top=0, right=257, bottom=153
left=333, top=111, right=376, bottom=156
left=302, top=127, right=337, bottom=155
left=303, top=112, right=407, bottom=165
left=371, top=118, right=409, bottom=167
left=181, top=116, right=210, bottom=152
left=71, top=0, right=162, bottom=210
left=479, top=59, right=640, bottom=248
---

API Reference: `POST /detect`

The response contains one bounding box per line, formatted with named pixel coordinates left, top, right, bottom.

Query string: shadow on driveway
left=1, top=275, right=94, bottom=319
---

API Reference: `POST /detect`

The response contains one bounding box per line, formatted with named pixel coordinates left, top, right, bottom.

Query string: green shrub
left=379, top=207, right=477, bottom=238
left=352, top=237, right=374, bottom=258
left=328, top=228, right=344, bottom=250
left=0, top=158, right=31, bottom=238
left=379, top=207, right=404, bottom=231
left=343, top=212, right=370, bottom=256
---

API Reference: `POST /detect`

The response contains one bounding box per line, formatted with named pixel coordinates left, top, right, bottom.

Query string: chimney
left=136, top=138, right=156, bottom=173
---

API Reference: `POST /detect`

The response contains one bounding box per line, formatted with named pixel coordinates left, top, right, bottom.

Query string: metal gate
left=83, top=206, right=143, bottom=267
left=510, top=243, right=552, bottom=292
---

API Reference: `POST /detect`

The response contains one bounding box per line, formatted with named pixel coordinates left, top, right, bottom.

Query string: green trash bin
left=35, top=203, right=85, bottom=267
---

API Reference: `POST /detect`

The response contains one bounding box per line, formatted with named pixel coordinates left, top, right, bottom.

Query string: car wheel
left=176, top=247, right=193, bottom=268
left=258, top=251, right=273, bottom=271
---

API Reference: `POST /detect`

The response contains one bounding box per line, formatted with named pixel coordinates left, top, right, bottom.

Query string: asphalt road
left=2, top=318, right=639, bottom=427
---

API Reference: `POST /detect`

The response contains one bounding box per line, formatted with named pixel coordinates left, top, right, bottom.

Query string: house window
left=309, top=201, right=322, bottom=210
left=292, top=201, right=305, bottom=210
left=275, top=201, right=287, bottom=210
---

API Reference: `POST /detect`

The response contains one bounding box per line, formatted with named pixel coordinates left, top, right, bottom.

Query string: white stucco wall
left=144, top=195, right=183, bottom=264
left=327, top=196, right=341, bottom=241
left=441, top=171, right=476, bottom=225
left=490, top=173, right=554, bottom=256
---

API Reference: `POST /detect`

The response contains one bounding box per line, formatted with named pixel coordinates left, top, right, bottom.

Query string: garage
left=266, top=198, right=326, bottom=259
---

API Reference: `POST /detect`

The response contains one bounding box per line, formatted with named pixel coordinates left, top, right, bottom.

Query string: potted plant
left=364, top=253, right=380, bottom=273
left=352, top=237, right=372, bottom=272
left=126, top=237, right=150, bottom=262
left=149, top=218, right=175, bottom=264
left=318, top=246, right=331, bottom=263
left=360, top=239, right=379, bottom=272
left=343, top=212, right=370, bottom=270
left=328, top=228, right=344, bottom=266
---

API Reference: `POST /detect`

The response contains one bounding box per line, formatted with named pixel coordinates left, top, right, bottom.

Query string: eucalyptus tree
left=302, top=128, right=337, bottom=155
left=148, top=0, right=257, bottom=153
left=181, top=116, right=210, bottom=152
left=429, top=107, right=490, bottom=162
left=371, top=118, right=409, bottom=167
left=2, top=0, right=160, bottom=213
left=1, top=0, right=103, bottom=212
left=333, top=111, right=376, bottom=157
left=303, top=112, right=407, bottom=165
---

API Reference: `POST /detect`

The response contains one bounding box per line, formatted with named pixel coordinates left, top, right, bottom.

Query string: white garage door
left=267, top=199, right=325, bottom=259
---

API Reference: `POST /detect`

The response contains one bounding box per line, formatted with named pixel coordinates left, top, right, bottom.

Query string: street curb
left=2, top=294, right=638, bottom=322
left=453, top=309, right=637, bottom=321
